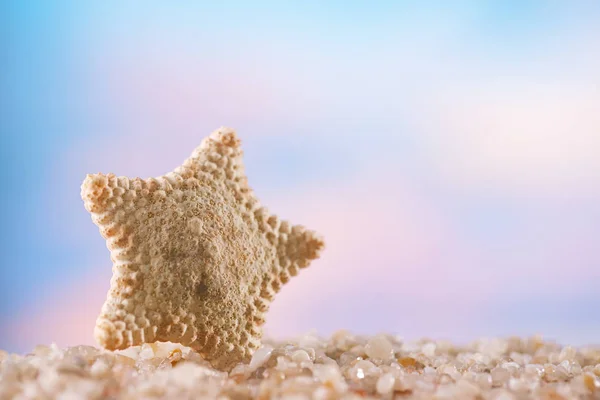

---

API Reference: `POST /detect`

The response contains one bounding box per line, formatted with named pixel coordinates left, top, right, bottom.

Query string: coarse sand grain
left=1, top=332, right=599, bottom=399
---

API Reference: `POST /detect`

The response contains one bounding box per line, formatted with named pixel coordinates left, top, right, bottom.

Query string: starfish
left=81, top=127, right=325, bottom=370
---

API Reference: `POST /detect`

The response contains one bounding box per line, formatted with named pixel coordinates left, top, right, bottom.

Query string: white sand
left=1, top=332, right=599, bottom=399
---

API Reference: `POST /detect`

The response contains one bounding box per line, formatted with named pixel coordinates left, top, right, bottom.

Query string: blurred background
left=1, top=1, right=599, bottom=353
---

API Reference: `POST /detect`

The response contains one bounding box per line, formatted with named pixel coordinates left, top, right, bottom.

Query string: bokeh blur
left=1, top=1, right=599, bottom=353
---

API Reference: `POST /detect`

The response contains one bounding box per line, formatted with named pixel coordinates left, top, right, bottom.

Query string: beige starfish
left=81, top=127, right=325, bottom=370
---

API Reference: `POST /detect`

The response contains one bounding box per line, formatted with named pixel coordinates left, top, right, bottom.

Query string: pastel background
left=1, top=1, right=599, bottom=353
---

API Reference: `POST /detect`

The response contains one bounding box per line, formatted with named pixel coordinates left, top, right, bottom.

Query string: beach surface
left=1, top=332, right=599, bottom=399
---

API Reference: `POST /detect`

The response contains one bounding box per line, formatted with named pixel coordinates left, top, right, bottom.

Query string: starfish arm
left=82, top=173, right=133, bottom=249
left=82, top=172, right=160, bottom=349
left=175, top=127, right=250, bottom=194
left=256, top=213, right=325, bottom=295
left=81, top=173, right=156, bottom=255
left=278, top=222, right=325, bottom=277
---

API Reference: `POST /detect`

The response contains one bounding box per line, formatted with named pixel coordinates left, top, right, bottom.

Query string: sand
left=1, top=332, right=599, bottom=399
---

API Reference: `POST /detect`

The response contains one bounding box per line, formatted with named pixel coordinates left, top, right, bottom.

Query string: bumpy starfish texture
left=81, top=128, right=325, bottom=370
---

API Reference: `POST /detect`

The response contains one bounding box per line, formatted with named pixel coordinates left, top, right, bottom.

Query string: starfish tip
left=94, top=318, right=122, bottom=350
left=209, top=127, right=241, bottom=148
left=81, top=173, right=112, bottom=212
